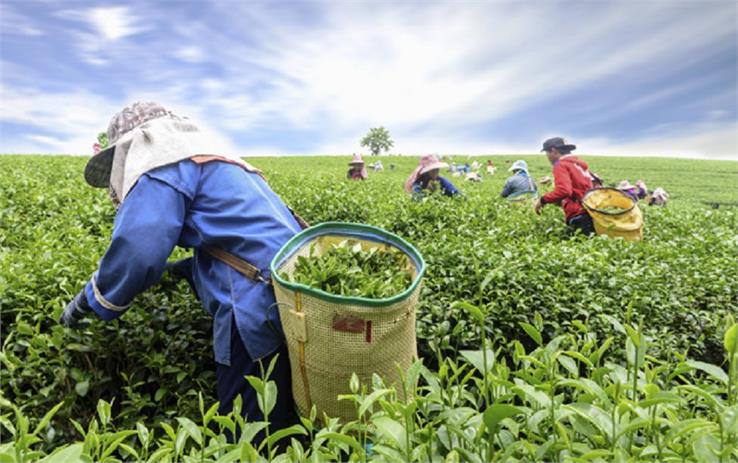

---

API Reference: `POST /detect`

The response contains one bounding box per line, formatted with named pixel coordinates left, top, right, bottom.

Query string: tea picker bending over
left=59, top=101, right=301, bottom=440
left=648, top=187, right=669, bottom=206
left=405, top=154, right=460, bottom=199
left=534, top=137, right=595, bottom=235
left=501, top=160, right=537, bottom=200
left=617, top=180, right=648, bottom=201
left=347, top=153, right=368, bottom=180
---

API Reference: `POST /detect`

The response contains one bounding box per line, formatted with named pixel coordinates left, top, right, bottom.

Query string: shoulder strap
left=203, top=246, right=270, bottom=284
left=192, top=155, right=310, bottom=283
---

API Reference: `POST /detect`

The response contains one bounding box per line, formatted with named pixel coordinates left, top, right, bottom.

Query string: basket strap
left=203, top=246, right=270, bottom=284
left=294, top=291, right=313, bottom=410
left=287, top=206, right=310, bottom=230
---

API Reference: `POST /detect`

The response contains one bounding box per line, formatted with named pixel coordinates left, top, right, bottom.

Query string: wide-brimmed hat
left=541, top=137, right=576, bottom=153
left=508, top=160, right=529, bottom=173
left=418, top=154, right=448, bottom=175
left=84, top=101, right=173, bottom=187
left=348, top=153, right=365, bottom=165
left=404, top=154, right=448, bottom=193
left=618, top=180, right=635, bottom=190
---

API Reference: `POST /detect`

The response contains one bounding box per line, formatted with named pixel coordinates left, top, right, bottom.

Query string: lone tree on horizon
left=360, top=127, right=394, bottom=156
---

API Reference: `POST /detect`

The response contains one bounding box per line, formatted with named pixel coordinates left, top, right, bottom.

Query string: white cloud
left=197, top=1, right=735, bottom=148
left=1, top=1, right=735, bottom=160
left=0, top=84, right=243, bottom=156
left=579, top=122, right=738, bottom=160
left=53, top=5, right=145, bottom=65
left=312, top=122, right=738, bottom=160
left=0, top=86, right=119, bottom=154
left=175, top=46, right=205, bottom=63
left=88, top=6, right=142, bottom=41
left=0, top=4, right=43, bottom=36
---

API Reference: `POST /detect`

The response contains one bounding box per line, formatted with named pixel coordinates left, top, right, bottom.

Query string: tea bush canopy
left=1, top=154, right=737, bottom=462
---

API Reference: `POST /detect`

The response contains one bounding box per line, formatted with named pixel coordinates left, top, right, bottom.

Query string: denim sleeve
left=439, top=177, right=459, bottom=196
left=501, top=178, right=513, bottom=197
left=84, top=175, right=186, bottom=321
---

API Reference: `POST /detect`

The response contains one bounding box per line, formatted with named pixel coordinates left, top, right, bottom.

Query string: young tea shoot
left=285, top=239, right=413, bottom=298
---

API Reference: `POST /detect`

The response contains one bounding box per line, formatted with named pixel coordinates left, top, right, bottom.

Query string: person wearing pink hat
left=347, top=153, right=368, bottom=180
left=405, top=154, right=459, bottom=198
left=617, top=180, right=648, bottom=201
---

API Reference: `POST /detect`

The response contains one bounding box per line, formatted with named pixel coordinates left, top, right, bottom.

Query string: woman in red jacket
left=534, top=137, right=596, bottom=235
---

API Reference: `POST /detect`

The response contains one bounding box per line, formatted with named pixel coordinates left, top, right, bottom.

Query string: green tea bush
left=287, top=241, right=412, bottom=298
left=1, top=155, right=736, bottom=461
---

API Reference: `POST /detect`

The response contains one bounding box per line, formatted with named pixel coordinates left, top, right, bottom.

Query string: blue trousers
left=567, top=213, right=595, bottom=236
left=216, top=320, right=297, bottom=442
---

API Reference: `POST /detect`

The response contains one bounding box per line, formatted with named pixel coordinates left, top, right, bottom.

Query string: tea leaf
left=483, top=404, right=523, bottom=432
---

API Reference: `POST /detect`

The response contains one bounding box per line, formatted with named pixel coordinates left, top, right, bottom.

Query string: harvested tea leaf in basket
left=285, top=239, right=413, bottom=298
left=599, top=206, right=630, bottom=214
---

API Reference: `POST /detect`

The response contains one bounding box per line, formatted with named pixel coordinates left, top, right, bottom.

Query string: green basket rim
left=270, top=222, right=426, bottom=307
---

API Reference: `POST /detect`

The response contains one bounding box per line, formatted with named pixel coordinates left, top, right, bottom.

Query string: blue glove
left=164, top=257, right=199, bottom=300
left=165, top=258, right=192, bottom=280
left=60, top=290, right=92, bottom=328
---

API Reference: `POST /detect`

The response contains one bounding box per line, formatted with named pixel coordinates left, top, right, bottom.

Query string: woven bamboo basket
left=270, top=222, right=425, bottom=422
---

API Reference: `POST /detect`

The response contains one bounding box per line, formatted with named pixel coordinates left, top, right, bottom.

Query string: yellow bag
left=270, top=222, right=425, bottom=422
left=583, top=188, right=644, bottom=241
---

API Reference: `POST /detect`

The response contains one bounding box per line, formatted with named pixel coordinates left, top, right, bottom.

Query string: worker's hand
left=162, top=258, right=200, bottom=300
left=165, top=258, right=192, bottom=281
left=534, top=198, right=544, bottom=215
left=60, top=290, right=92, bottom=328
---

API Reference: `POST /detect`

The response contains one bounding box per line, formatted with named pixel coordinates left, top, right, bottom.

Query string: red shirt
left=542, top=155, right=594, bottom=221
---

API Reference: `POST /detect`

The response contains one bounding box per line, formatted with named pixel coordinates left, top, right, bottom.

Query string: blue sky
left=1, top=0, right=736, bottom=159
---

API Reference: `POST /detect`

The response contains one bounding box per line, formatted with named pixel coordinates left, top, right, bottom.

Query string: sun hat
left=84, top=102, right=174, bottom=188
left=404, top=154, right=449, bottom=193
left=418, top=154, right=448, bottom=175
left=508, top=160, right=529, bottom=173
left=85, top=101, right=254, bottom=205
left=541, top=137, right=576, bottom=153
left=651, top=187, right=669, bottom=205
left=348, top=153, right=365, bottom=165
left=617, top=180, right=635, bottom=190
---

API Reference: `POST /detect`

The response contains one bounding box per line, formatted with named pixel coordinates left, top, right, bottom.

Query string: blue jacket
left=412, top=177, right=459, bottom=198
left=501, top=172, right=537, bottom=199
left=83, top=159, right=302, bottom=365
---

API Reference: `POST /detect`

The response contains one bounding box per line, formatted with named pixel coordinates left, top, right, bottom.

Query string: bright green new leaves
left=285, top=240, right=413, bottom=298
left=1, top=155, right=736, bottom=462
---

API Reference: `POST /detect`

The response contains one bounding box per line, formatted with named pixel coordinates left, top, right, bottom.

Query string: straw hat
left=618, top=180, right=635, bottom=190
left=418, top=154, right=448, bottom=175
left=348, top=153, right=365, bottom=165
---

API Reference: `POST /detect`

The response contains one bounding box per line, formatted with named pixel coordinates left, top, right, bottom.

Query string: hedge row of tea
left=1, top=155, right=737, bottom=461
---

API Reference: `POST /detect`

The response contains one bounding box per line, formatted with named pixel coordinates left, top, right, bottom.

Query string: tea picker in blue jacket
left=501, top=160, right=538, bottom=200
left=405, top=154, right=460, bottom=199
left=59, top=101, right=301, bottom=439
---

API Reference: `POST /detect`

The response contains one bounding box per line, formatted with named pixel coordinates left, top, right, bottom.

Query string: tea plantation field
left=1, top=154, right=737, bottom=462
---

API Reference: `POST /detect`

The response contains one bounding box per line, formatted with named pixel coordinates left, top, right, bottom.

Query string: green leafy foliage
left=359, top=127, right=394, bottom=156
left=96, top=132, right=108, bottom=149
left=1, top=154, right=736, bottom=461
left=285, top=240, right=413, bottom=298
